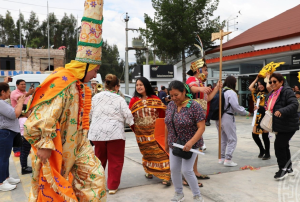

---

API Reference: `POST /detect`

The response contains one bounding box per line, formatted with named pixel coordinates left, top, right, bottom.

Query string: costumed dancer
left=186, top=35, right=222, bottom=182
left=129, top=77, right=171, bottom=186
left=24, top=1, right=107, bottom=201
left=249, top=75, right=272, bottom=160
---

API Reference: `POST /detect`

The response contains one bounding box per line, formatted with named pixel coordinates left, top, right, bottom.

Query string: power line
left=1, top=0, right=83, bottom=11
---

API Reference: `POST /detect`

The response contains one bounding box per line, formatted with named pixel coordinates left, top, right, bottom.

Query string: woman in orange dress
left=129, top=77, right=171, bottom=186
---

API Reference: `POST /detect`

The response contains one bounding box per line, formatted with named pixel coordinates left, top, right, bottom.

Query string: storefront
left=206, top=46, right=300, bottom=111
left=175, top=4, right=300, bottom=110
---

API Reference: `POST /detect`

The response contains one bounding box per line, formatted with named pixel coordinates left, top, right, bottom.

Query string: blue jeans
left=0, top=129, right=17, bottom=183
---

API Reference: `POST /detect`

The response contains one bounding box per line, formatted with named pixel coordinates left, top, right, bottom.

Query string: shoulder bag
left=171, top=108, right=193, bottom=159
left=260, top=96, right=274, bottom=132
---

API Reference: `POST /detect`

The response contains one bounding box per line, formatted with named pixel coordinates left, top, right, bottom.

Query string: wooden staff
left=211, top=30, right=231, bottom=159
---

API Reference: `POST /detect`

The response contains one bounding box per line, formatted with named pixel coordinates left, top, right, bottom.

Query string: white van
left=8, top=72, right=103, bottom=92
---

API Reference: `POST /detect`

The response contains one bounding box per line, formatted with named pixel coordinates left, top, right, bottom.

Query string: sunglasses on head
left=269, top=80, right=277, bottom=84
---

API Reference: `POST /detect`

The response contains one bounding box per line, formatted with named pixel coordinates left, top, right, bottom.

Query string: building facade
left=0, top=48, right=65, bottom=76
left=175, top=4, right=300, bottom=111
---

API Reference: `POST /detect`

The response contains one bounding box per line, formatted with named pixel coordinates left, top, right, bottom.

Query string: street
left=2, top=116, right=300, bottom=202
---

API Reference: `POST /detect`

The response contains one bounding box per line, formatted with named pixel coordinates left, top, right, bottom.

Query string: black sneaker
left=274, top=169, right=288, bottom=180
left=287, top=168, right=295, bottom=176
left=22, top=166, right=32, bottom=175
left=262, top=154, right=271, bottom=160
left=258, top=150, right=265, bottom=158
left=205, top=122, right=211, bottom=126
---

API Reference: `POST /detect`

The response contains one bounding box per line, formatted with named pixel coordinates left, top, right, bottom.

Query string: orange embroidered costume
left=129, top=96, right=171, bottom=181
left=23, top=1, right=106, bottom=201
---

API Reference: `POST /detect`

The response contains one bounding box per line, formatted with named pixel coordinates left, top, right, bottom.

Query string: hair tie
left=184, top=83, right=193, bottom=99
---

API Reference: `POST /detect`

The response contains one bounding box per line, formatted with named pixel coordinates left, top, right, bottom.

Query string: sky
left=1, top=0, right=300, bottom=63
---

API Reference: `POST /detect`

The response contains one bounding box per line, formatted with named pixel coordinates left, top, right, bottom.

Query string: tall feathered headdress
left=187, top=35, right=207, bottom=78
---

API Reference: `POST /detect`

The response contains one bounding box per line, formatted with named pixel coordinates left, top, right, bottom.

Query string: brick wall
left=0, top=48, right=65, bottom=71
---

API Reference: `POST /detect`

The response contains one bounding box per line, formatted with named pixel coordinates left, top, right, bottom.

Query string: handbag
left=260, top=96, right=274, bottom=132
left=13, top=133, right=23, bottom=148
left=171, top=108, right=193, bottom=160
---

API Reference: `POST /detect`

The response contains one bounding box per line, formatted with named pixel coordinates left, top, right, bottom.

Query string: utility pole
left=19, top=10, right=22, bottom=73
left=47, top=1, right=50, bottom=71
left=124, top=13, right=129, bottom=94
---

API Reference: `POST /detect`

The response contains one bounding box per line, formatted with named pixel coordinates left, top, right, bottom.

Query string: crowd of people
left=0, top=68, right=299, bottom=201
left=0, top=2, right=299, bottom=200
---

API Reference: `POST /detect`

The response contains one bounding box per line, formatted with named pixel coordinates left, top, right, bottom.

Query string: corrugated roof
left=207, top=4, right=300, bottom=54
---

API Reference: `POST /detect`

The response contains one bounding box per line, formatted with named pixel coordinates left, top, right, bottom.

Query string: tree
left=15, top=13, right=25, bottom=45
left=99, top=40, right=124, bottom=81
left=0, top=14, right=5, bottom=44
left=24, top=12, right=40, bottom=43
left=141, top=0, right=224, bottom=82
left=3, top=11, right=16, bottom=44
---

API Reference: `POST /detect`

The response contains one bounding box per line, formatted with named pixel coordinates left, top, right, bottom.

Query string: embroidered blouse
left=165, top=100, right=205, bottom=149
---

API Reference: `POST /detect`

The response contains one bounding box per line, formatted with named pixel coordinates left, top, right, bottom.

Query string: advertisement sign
left=150, top=65, right=174, bottom=78
left=292, top=54, right=300, bottom=65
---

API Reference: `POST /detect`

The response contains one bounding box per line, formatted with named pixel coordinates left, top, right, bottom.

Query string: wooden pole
left=218, top=30, right=223, bottom=160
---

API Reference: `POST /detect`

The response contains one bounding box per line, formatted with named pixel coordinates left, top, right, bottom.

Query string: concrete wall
left=0, top=48, right=65, bottom=71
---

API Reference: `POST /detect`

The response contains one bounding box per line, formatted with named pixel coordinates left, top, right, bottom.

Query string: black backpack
left=210, top=89, right=231, bottom=120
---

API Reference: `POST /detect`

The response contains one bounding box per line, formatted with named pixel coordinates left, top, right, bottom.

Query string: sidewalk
left=3, top=116, right=300, bottom=201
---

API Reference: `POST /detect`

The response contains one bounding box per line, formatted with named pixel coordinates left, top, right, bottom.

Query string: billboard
left=150, top=65, right=174, bottom=78
left=292, top=54, right=300, bottom=65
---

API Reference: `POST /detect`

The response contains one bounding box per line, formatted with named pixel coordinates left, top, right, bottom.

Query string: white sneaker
left=4, top=177, right=20, bottom=185
left=170, top=192, right=185, bottom=202
left=202, top=144, right=207, bottom=151
left=193, top=195, right=204, bottom=202
left=224, top=160, right=237, bottom=167
left=0, top=182, right=16, bottom=191
left=218, top=159, right=225, bottom=164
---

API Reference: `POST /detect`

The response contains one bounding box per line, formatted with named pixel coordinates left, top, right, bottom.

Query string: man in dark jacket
left=158, top=86, right=168, bottom=105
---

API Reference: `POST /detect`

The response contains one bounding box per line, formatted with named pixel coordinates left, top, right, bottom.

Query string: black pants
left=274, top=131, right=295, bottom=169
left=20, top=137, right=31, bottom=168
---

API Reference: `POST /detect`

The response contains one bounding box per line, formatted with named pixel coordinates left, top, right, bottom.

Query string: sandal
left=145, top=173, right=153, bottom=179
left=183, top=179, right=203, bottom=187
left=162, top=180, right=171, bottom=186
left=195, top=174, right=210, bottom=180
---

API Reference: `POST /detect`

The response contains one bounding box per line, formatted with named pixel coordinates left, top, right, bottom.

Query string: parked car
left=124, top=94, right=132, bottom=131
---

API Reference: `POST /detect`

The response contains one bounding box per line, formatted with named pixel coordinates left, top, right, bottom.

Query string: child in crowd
left=19, top=104, right=32, bottom=175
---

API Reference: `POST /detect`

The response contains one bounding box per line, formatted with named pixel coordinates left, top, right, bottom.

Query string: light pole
left=47, top=1, right=50, bottom=71
left=124, top=13, right=129, bottom=94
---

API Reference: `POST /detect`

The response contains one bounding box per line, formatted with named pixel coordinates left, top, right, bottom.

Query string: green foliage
left=0, top=11, right=16, bottom=44
left=141, top=0, right=224, bottom=82
left=99, top=40, right=125, bottom=81
left=27, top=37, right=41, bottom=48
left=0, top=10, right=123, bottom=80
